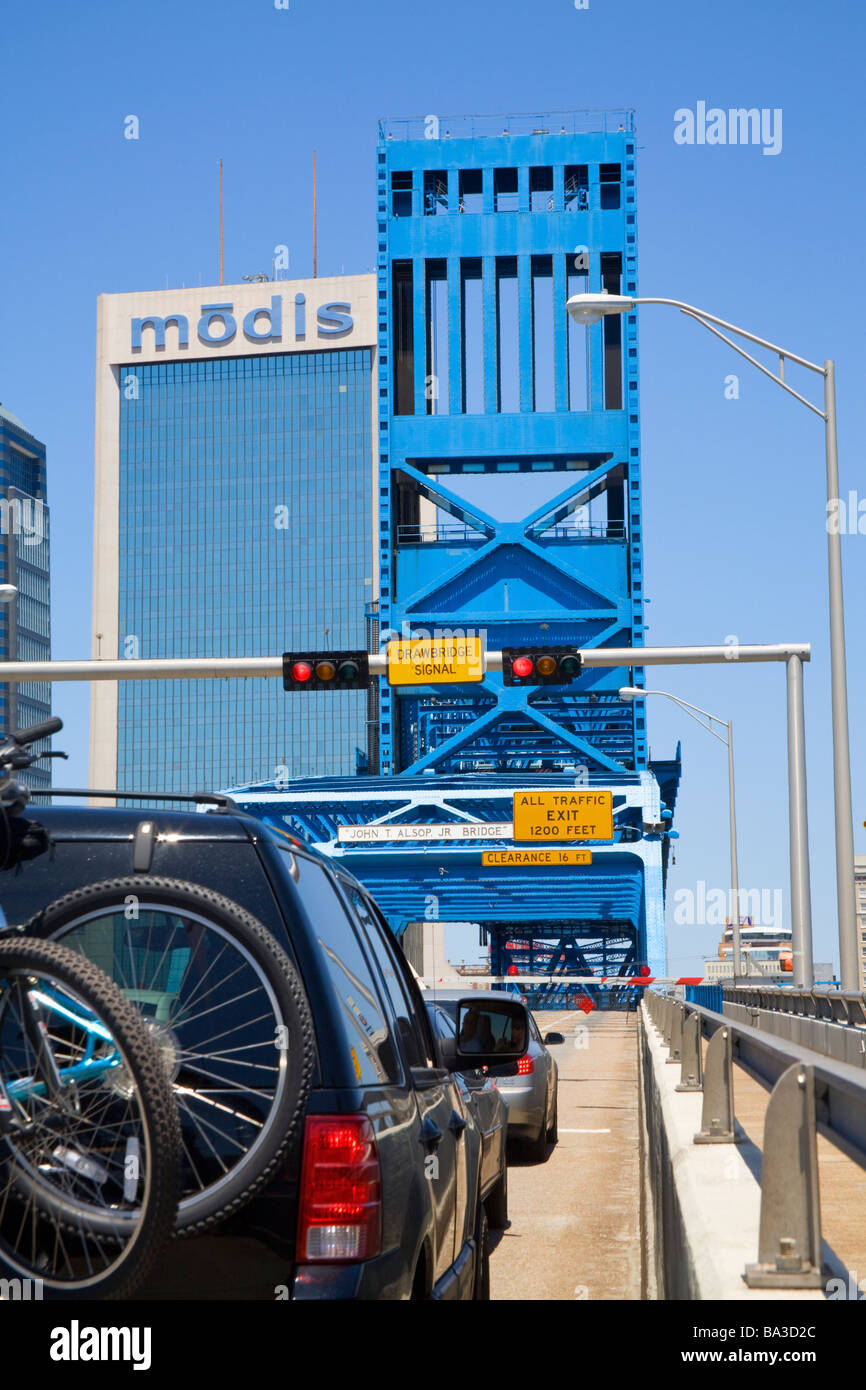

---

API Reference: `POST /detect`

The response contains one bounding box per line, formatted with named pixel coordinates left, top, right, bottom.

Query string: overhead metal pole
left=824, top=361, right=858, bottom=989
left=727, top=722, right=741, bottom=979
left=787, top=654, right=814, bottom=987
left=0, top=642, right=811, bottom=684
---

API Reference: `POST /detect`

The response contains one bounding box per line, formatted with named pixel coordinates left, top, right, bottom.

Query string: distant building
left=0, top=404, right=51, bottom=791
left=90, top=277, right=377, bottom=795
left=856, top=855, right=866, bottom=990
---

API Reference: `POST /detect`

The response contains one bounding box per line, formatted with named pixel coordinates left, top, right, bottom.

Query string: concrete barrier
left=639, top=1001, right=825, bottom=1301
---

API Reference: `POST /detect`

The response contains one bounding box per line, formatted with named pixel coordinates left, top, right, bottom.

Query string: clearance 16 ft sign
left=512, top=790, right=614, bottom=842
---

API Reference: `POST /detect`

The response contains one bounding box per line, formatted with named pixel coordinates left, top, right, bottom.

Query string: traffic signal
left=282, top=650, right=371, bottom=691
left=501, top=646, right=582, bottom=686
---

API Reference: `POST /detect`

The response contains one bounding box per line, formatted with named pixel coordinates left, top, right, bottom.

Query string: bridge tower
left=373, top=111, right=647, bottom=780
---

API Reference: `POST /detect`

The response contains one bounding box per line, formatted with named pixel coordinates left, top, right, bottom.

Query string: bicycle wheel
left=25, top=877, right=315, bottom=1235
left=0, top=937, right=180, bottom=1299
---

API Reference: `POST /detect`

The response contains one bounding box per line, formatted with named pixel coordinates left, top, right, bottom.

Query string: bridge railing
left=644, top=990, right=866, bottom=1288
left=722, top=984, right=866, bottom=1070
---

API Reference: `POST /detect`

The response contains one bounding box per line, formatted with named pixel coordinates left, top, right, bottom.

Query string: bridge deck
left=491, top=1009, right=643, bottom=1301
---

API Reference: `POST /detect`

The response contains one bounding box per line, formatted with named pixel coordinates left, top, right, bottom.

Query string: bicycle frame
left=0, top=978, right=122, bottom=1126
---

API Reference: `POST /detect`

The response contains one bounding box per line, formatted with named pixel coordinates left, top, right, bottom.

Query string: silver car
left=489, top=1010, right=562, bottom=1161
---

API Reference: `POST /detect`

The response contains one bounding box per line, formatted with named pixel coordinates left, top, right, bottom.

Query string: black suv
left=0, top=803, right=528, bottom=1300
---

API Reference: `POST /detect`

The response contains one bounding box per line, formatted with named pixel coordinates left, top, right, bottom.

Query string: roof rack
left=42, top=789, right=240, bottom=813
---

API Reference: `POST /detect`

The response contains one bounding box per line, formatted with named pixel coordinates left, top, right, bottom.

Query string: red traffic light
left=282, top=650, right=370, bottom=691
left=502, top=646, right=582, bottom=686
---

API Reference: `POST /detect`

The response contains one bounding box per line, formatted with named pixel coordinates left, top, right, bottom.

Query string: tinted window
left=293, top=855, right=398, bottom=1084
left=345, top=886, right=433, bottom=1069
left=428, top=1004, right=456, bottom=1039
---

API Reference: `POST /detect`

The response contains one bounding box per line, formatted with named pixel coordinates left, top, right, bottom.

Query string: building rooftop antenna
left=312, top=150, right=318, bottom=278
left=219, top=158, right=224, bottom=286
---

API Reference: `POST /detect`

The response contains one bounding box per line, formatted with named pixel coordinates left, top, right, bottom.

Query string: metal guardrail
left=644, top=990, right=866, bottom=1289
left=722, top=985, right=866, bottom=1070
left=725, top=985, right=866, bottom=1026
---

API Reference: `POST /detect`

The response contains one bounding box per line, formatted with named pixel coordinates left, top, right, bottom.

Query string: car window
left=344, top=886, right=434, bottom=1069
left=356, top=889, right=441, bottom=1064
left=528, top=1013, right=543, bottom=1044
left=430, top=1006, right=458, bottom=1039
left=292, top=854, right=399, bottom=1084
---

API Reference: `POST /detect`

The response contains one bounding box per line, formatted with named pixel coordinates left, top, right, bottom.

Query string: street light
left=572, top=290, right=855, bottom=989
left=620, top=685, right=747, bottom=980
left=0, top=586, right=17, bottom=604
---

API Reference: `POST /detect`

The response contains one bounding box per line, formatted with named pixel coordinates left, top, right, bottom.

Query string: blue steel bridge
left=229, top=766, right=681, bottom=1006
left=231, top=111, right=681, bottom=1001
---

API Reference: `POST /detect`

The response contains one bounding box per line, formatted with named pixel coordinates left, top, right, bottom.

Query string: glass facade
left=0, top=407, right=51, bottom=792
left=117, top=349, right=373, bottom=794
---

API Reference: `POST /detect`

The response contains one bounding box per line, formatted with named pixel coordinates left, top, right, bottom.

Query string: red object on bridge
left=507, top=964, right=518, bottom=976
left=640, top=965, right=651, bottom=977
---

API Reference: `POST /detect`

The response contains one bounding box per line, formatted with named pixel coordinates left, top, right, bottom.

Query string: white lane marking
left=535, top=1012, right=584, bottom=1032
left=558, top=1128, right=611, bottom=1134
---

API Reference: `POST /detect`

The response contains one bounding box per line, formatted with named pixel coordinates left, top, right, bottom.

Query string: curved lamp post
left=571, top=291, right=853, bottom=988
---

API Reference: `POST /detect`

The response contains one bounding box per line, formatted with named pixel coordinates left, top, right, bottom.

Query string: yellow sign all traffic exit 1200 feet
left=387, top=636, right=484, bottom=685
left=512, top=789, right=614, bottom=843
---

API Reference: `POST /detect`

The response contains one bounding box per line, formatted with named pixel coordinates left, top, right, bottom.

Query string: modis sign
left=512, top=790, right=613, bottom=843
left=130, top=293, right=353, bottom=351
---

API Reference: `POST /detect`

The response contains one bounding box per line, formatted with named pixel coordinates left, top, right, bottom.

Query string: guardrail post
left=666, top=1002, right=684, bottom=1064
left=694, top=1026, right=738, bottom=1143
left=676, top=1010, right=703, bottom=1092
left=744, top=1064, right=824, bottom=1288
left=662, top=996, right=674, bottom=1048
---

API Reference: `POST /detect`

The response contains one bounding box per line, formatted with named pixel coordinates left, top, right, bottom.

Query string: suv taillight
left=297, top=1115, right=382, bottom=1262
left=517, top=1055, right=535, bottom=1075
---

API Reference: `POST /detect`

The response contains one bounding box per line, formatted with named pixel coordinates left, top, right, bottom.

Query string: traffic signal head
left=501, top=646, right=583, bottom=686
left=282, top=650, right=370, bottom=691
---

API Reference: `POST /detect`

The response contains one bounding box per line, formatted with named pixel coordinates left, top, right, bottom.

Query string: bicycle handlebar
left=7, top=716, right=63, bottom=747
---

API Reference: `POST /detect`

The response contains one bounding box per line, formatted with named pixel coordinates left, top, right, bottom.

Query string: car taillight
left=517, top=1056, right=535, bottom=1075
left=297, top=1115, right=382, bottom=1262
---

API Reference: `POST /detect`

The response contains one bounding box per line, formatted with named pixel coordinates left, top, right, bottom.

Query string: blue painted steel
left=685, top=984, right=724, bottom=1012
left=375, top=112, right=647, bottom=779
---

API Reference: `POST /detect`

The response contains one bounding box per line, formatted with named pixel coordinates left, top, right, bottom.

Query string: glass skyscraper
left=92, top=276, right=377, bottom=795
left=0, top=403, right=51, bottom=792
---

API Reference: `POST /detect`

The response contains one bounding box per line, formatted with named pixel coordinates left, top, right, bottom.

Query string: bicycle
left=0, top=718, right=181, bottom=1299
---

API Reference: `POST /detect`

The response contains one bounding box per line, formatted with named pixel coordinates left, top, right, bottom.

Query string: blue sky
left=1, top=0, right=863, bottom=973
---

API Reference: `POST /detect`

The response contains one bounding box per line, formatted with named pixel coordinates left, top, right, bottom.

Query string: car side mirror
left=543, top=1031, right=565, bottom=1045
left=451, top=997, right=530, bottom=1070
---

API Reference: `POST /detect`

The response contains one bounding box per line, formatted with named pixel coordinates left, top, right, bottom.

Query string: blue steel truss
left=374, top=112, right=647, bottom=779
left=231, top=112, right=681, bottom=990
